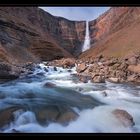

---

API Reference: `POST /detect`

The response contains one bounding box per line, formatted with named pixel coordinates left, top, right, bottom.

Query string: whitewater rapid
left=0, top=63, right=140, bottom=133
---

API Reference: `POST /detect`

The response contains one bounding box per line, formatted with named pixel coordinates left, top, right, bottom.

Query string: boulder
left=44, top=67, right=48, bottom=72
left=108, top=77, right=119, bottom=83
left=0, top=107, right=23, bottom=128
left=35, top=106, right=78, bottom=126
left=53, top=67, right=57, bottom=71
left=127, top=57, right=137, bottom=65
left=62, top=58, right=75, bottom=68
left=43, top=82, right=56, bottom=88
left=92, top=75, right=105, bottom=83
left=128, top=64, right=140, bottom=74
left=78, top=75, right=92, bottom=83
left=35, top=106, right=60, bottom=125
left=127, top=74, right=137, bottom=82
left=112, top=109, right=135, bottom=127
left=57, top=110, right=78, bottom=125
left=76, top=63, right=87, bottom=73
left=0, top=62, right=21, bottom=81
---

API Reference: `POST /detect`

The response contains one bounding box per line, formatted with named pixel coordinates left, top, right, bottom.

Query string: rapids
left=0, top=63, right=140, bottom=133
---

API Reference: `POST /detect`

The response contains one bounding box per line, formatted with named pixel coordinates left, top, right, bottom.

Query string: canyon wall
left=80, top=7, right=140, bottom=59
left=0, top=7, right=85, bottom=65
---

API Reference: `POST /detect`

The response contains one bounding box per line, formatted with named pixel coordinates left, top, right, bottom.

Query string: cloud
left=39, top=7, right=110, bottom=21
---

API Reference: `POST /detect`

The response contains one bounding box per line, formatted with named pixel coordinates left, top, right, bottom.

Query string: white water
left=82, top=21, right=91, bottom=52
left=0, top=63, right=140, bottom=133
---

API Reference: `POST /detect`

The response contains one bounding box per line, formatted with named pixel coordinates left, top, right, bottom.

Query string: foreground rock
left=35, top=105, right=78, bottom=126
left=0, top=62, right=20, bottom=81
left=0, top=107, right=23, bottom=128
left=43, top=82, right=56, bottom=88
left=112, top=109, right=135, bottom=127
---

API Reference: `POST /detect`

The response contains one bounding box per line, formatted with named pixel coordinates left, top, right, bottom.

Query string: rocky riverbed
left=0, top=60, right=140, bottom=133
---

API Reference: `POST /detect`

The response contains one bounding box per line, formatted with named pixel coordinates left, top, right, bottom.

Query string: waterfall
left=82, top=21, right=90, bottom=52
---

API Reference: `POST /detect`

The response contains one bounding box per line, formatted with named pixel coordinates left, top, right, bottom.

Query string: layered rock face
left=80, top=7, right=140, bottom=59
left=0, top=7, right=85, bottom=65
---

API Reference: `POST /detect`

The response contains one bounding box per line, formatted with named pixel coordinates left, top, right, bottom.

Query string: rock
left=36, top=106, right=60, bottom=125
left=108, top=77, right=119, bottom=83
left=53, top=67, right=57, bottom=71
left=127, top=57, right=137, bottom=65
left=36, top=72, right=44, bottom=76
left=43, top=82, right=56, bottom=88
left=128, top=64, right=140, bottom=74
left=127, top=74, right=137, bottom=82
left=35, top=106, right=78, bottom=126
left=0, top=107, right=23, bottom=128
left=57, top=110, right=78, bottom=125
left=44, top=67, right=48, bottom=72
left=78, top=75, right=91, bottom=83
left=101, top=91, right=108, bottom=97
left=76, top=63, right=87, bottom=73
left=112, top=109, right=135, bottom=127
left=92, top=75, right=105, bottom=83
left=67, top=69, right=72, bottom=72
left=62, top=58, right=75, bottom=68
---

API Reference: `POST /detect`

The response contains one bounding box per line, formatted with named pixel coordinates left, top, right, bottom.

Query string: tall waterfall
left=82, top=21, right=90, bottom=52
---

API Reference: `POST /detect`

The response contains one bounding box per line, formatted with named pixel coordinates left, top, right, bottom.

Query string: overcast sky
left=39, top=7, right=110, bottom=21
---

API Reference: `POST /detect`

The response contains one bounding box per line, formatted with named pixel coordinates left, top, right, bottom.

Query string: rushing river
left=0, top=63, right=140, bottom=133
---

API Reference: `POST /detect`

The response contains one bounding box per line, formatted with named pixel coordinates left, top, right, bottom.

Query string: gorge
left=0, top=7, right=140, bottom=133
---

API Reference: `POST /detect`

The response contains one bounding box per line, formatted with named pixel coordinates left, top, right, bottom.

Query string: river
left=0, top=63, right=140, bottom=133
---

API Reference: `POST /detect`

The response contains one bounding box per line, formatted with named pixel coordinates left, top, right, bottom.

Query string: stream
left=0, top=63, right=140, bottom=133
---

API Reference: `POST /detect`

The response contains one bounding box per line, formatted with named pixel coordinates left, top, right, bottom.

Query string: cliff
left=80, top=7, right=140, bottom=59
left=0, top=7, right=85, bottom=65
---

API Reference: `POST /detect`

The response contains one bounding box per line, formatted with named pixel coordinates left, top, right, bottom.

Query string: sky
left=39, top=7, right=110, bottom=21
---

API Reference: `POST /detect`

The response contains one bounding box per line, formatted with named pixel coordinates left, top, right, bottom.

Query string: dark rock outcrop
left=112, top=109, right=135, bottom=127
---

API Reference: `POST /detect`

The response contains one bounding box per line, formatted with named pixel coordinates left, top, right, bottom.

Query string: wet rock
left=112, top=109, right=135, bottom=127
left=92, top=75, right=105, bottom=83
left=67, top=69, right=72, bottom=72
left=76, top=63, right=87, bottom=73
left=43, top=82, right=56, bottom=88
left=101, top=91, right=108, bottom=97
left=44, top=67, right=48, bottom=72
left=36, top=72, right=44, bottom=76
left=53, top=67, right=57, bottom=71
left=35, top=105, right=78, bottom=126
left=36, top=106, right=60, bottom=125
left=57, top=109, right=78, bottom=125
left=0, top=107, right=23, bottom=128
left=78, top=75, right=91, bottom=83
left=0, top=62, right=20, bottom=81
